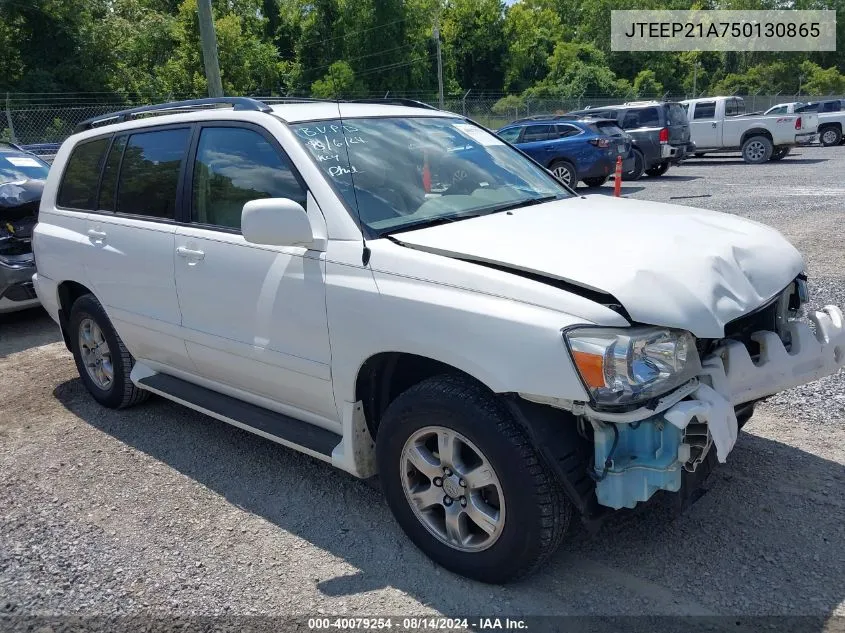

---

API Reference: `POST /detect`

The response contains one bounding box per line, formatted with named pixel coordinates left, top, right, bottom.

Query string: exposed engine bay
left=0, top=180, right=42, bottom=259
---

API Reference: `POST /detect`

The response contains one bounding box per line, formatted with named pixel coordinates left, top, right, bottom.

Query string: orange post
left=613, top=155, right=623, bottom=198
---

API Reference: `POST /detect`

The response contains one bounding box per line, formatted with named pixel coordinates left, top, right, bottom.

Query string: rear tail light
left=795, top=117, right=802, bottom=130
left=589, top=137, right=610, bottom=148
left=659, top=127, right=669, bottom=144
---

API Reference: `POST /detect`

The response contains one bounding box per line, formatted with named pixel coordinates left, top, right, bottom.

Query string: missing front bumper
left=590, top=305, right=845, bottom=510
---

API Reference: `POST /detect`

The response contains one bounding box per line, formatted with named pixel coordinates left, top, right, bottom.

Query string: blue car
left=497, top=117, right=635, bottom=188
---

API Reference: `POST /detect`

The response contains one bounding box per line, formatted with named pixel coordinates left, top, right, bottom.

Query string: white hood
left=391, top=196, right=804, bottom=338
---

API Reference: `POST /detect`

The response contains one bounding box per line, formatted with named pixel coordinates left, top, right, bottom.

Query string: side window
left=56, top=138, right=110, bottom=210
left=497, top=127, right=521, bottom=143
left=116, top=128, right=190, bottom=219
left=98, top=135, right=127, bottom=211
left=521, top=125, right=552, bottom=142
left=725, top=99, right=737, bottom=116
left=693, top=102, right=716, bottom=120
left=768, top=106, right=787, bottom=115
left=555, top=124, right=581, bottom=138
left=191, top=126, right=307, bottom=230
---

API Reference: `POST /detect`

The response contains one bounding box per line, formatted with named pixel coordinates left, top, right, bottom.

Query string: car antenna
left=336, top=99, right=371, bottom=266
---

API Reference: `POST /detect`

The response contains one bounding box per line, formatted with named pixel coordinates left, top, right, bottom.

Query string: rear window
left=725, top=98, right=746, bottom=116
left=591, top=120, right=625, bottom=136
left=57, top=138, right=110, bottom=210
left=115, top=128, right=190, bottom=219
left=665, top=104, right=688, bottom=125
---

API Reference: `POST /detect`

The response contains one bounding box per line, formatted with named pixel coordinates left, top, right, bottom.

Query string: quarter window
left=116, top=128, right=190, bottom=219
left=57, top=138, right=110, bottom=210
left=555, top=124, right=581, bottom=138
left=191, top=127, right=306, bottom=230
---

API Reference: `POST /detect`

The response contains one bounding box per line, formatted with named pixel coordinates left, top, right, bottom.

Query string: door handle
left=711, top=122, right=718, bottom=128
left=87, top=229, right=107, bottom=242
left=176, top=246, right=205, bottom=260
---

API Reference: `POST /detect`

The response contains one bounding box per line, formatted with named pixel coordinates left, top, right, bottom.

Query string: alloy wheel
left=401, top=426, right=505, bottom=552
left=78, top=318, right=114, bottom=390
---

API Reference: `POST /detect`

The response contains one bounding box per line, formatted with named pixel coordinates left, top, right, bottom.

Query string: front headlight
left=564, top=326, right=701, bottom=408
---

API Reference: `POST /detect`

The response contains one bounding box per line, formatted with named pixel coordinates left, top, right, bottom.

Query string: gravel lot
left=1, top=146, right=844, bottom=628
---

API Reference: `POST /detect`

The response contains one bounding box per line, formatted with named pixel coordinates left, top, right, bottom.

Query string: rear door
left=514, top=124, right=556, bottom=164
left=83, top=125, right=195, bottom=371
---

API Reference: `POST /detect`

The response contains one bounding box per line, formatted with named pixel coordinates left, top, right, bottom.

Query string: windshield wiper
left=378, top=212, right=487, bottom=237
left=482, top=194, right=560, bottom=215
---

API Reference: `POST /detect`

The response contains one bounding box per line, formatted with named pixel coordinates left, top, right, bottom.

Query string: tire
left=582, top=176, right=608, bottom=188
left=741, top=135, right=773, bottom=164
left=770, top=147, right=791, bottom=161
left=819, top=126, right=842, bottom=147
left=548, top=160, right=576, bottom=189
left=69, top=293, right=149, bottom=409
left=376, top=375, right=571, bottom=583
left=625, top=149, right=645, bottom=181
left=645, top=161, right=670, bottom=177
left=694, top=152, right=706, bottom=158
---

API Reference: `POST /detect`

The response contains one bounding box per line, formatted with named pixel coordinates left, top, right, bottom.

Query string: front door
left=173, top=123, right=336, bottom=422
left=689, top=101, right=721, bottom=149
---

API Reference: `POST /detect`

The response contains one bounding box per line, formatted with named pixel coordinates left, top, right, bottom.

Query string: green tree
left=632, top=70, right=663, bottom=99
left=502, top=1, right=564, bottom=93
left=441, top=0, right=506, bottom=92
left=310, top=60, right=359, bottom=98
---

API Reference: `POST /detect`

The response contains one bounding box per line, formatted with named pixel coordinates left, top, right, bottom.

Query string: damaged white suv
left=33, top=98, right=845, bottom=583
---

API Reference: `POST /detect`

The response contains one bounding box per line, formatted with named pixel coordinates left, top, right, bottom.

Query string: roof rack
left=74, top=97, right=273, bottom=133
left=346, top=98, right=439, bottom=110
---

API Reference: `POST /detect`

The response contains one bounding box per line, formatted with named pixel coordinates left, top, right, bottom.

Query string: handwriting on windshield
left=329, top=165, right=361, bottom=177
left=296, top=124, right=359, bottom=137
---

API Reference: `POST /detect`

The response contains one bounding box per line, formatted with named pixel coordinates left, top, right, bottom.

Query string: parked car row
left=763, top=99, right=845, bottom=147
left=497, top=95, right=834, bottom=184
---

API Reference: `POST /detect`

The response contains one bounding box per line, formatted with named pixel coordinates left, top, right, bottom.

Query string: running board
left=135, top=371, right=342, bottom=460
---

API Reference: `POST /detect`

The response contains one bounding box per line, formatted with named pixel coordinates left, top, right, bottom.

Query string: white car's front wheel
left=376, top=375, right=571, bottom=583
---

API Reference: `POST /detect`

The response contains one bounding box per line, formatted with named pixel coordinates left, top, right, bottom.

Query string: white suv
left=33, top=97, right=845, bottom=582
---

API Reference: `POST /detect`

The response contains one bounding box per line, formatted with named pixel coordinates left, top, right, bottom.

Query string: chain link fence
left=3, top=93, right=841, bottom=154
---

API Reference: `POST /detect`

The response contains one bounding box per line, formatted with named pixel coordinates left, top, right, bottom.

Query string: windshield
left=292, top=116, right=571, bottom=237
left=0, top=153, right=50, bottom=185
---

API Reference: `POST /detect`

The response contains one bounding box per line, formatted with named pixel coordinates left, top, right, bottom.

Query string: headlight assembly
left=564, top=326, right=701, bottom=408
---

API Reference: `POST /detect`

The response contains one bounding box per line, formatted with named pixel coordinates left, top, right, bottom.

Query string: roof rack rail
left=0, top=141, right=24, bottom=151
left=346, top=98, right=439, bottom=110
left=74, top=97, right=273, bottom=133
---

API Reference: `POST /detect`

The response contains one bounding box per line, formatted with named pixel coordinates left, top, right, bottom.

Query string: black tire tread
left=70, top=294, right=149, bottom=409
left=383, top=374, right=570, bottom=581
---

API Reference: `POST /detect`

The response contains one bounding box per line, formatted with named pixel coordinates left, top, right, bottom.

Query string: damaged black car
left=0, top=142, right=49, bottom=313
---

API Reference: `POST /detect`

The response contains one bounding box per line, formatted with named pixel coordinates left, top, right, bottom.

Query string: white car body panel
left=31, top=100, right=845, bottom=511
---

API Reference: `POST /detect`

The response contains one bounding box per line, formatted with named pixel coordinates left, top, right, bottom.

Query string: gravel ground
left=1, top=146, right=844, bottom=628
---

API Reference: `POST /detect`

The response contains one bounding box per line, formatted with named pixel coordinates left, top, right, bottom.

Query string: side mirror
left=241, top=198, right=315, bottom=249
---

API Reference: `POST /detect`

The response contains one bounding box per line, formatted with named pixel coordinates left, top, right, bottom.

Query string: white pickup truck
left=681, top=96, right=818, bottom=163
left=764, top=100, right=845, bottom=147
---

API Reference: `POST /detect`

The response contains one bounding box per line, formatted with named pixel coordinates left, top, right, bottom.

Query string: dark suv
left=567, top=101, right=694, bottom=179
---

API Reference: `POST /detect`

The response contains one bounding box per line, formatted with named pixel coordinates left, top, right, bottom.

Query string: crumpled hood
left=0, top=179, right=44, bottom=209
left=392, top=196, right=804, bottom=338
